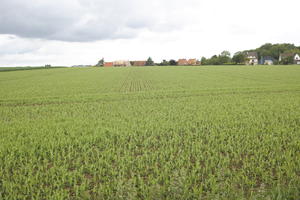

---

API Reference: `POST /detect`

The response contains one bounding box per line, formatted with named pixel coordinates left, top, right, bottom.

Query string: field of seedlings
left=0, top=65, right=299, bottom=199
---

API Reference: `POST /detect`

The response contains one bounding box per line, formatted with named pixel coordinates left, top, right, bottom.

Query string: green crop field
left=0, top=66, right=299, bottom=199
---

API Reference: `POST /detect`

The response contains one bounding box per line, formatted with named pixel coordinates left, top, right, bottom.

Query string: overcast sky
left=0, top=0, right=299, bottom=66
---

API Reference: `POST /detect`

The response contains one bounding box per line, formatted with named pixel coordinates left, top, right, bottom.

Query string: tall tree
left=221, top=51, right=231, bottom=58
left=160, top=60, right=169, bottom=66
left=201, top=57, right=207, bottom=65
left=279, top=56, right=294, bottom=65
left=146, top=57, right=154, bottom=66
left=96, top=58, right=104, bottom=67
left=232, top=52, right=246, bottom=64
left=219, top=50, right=231, bottom=64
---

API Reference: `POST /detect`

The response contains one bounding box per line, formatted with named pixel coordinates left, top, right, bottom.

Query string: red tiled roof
left=188, top=59, right=197, bottom=65
left=177, top=59, right=188, bottom=65
left=104, top=62, right=113, bottom=67
left=132, top=61, right=146, bottom=66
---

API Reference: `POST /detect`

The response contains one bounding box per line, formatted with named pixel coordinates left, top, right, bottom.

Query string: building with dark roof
left=260, top=56, right=275, bottom=65
left=279, top=53, right=300, bottom=64
left=245, top=52, right=258, bottom=65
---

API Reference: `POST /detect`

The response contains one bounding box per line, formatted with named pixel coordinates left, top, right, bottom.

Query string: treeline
left=0, top=66, right=64, bottom=72
left=201, top=43, right=300, bottom=65
left=250, top=43, right=300, bottom=60
left=201, top=51, right=232, bottom=65
left=96, top=43, right=300, bottom=67
left=156, top=59, right=178, bottom=66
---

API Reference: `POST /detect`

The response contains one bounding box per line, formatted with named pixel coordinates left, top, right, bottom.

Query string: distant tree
left=200, top=51, right=232, bottom=65
left=220, top=51, right=231, bottom=58
left=244, top=43, right=299, bottom=63
left=211, top=55, right=221, bottom=65
left=280, top=56, right=294, bottom=65
left=284, top=48, right=300, bottom=55
left=96, top=58, right=104, bottom=67
left=160, top=60, right=169, bottom=66
left=201, top=57, right=207, bottom=65
left=199, top=43, right=300, bottom=66
left=232, top=52, right=246, bottom=64
left=219, top=50, right=231, bottom=64
left=169, top=59, right=177, bottom=66
left=146, top=57, right=154, bottom=66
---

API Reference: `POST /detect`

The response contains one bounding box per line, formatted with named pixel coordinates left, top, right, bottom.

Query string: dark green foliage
left=280, top=56, right=294, bottom=65
left=159, top=60, right=169, bottom=66
left=96, top=58, right=104, bottom=67
left=169, top=59, right=177, bottom=65
left=232, top=52, right=246, bottom=64
left=201, top=51, right=232, bottom=65
left=247, top=43, right=300, bottom=60
left=145, top=57, right=154, bottom=66
left=201, top=57, right=207, bottom=65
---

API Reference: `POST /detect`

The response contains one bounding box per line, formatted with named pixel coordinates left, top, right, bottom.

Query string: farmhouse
left=260, top=56, right=275, bottom=65
left=132, top=61, right=146, bottom=66
left=279, top=53, right=300, bottom=64
left=113, top=60, right=131, bottom=67
left=296, top=54, right=300, bottom=64
left=104, top=62, right=113, bottom=67
left=177, top=59, right=188, bottom=66
left=188, top=59, right=198, bottom=66
left=245, top=52, right=258, bottom=65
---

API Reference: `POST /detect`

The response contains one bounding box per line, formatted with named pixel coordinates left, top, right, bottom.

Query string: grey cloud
left=0, top=1, right=79, bottom=39
left=0, top=0, right=196, bottom=42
